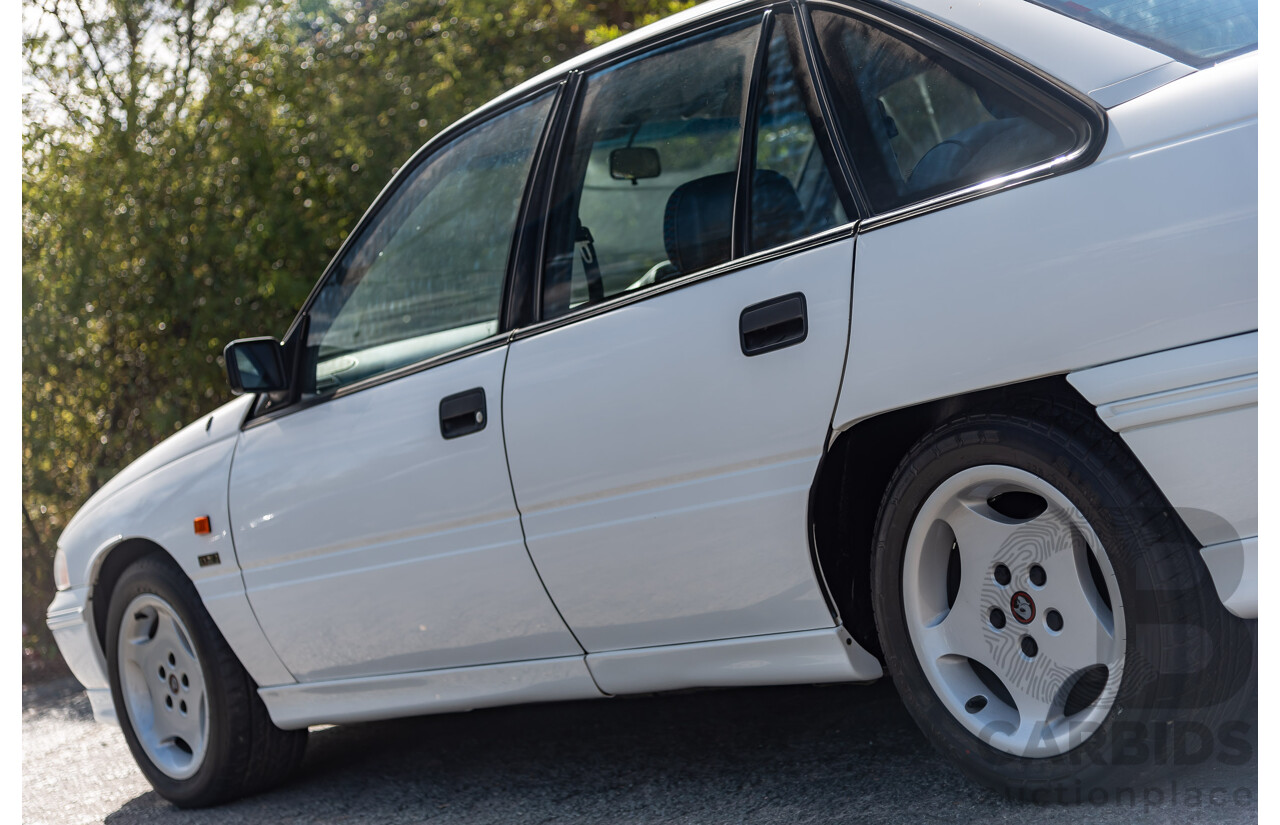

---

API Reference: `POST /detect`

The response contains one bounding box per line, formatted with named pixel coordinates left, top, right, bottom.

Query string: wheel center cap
left=1010, top=591, right=1036, bottom=624
left=168, top=674, right=180, bottom=694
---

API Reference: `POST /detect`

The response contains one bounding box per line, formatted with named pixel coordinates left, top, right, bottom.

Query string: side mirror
left=224, top=337, right=289, bottom=395
left=609, top=147, right=661, bottom=182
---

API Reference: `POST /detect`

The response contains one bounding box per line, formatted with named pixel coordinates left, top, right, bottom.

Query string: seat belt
left=575, top=220, right=605, bottom=304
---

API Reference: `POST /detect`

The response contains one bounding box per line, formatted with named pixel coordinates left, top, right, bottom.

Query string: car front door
left=502, top=9, right=860, bottom=653
left=226, top=89, right=583, bottom=683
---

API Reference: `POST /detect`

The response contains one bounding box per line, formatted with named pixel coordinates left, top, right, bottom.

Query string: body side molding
left=258, top=656, right=603, bottom=729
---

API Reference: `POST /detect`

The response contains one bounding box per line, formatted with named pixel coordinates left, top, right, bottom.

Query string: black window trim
left=803, top=0, right=1108, bottom=233
left=529, top=68, right=585, bottom=326
left=505, top=76, right=582, bottom=332
left=791, top=0, right=871, bottom=216
left=730, top=9, right=776, bottom=258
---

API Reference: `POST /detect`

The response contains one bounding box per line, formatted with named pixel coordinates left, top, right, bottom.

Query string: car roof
left=429, top=0, right=1189, bottom=158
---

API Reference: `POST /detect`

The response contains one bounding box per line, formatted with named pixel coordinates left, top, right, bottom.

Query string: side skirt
left=258, top=656, right=602, bottom=730
left=585, top=626, right=883, bottom=695
left=257, top=628, right=885, bottom=730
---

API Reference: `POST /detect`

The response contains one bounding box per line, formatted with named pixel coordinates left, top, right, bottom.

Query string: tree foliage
left=22, top=0, right=695, bottom=668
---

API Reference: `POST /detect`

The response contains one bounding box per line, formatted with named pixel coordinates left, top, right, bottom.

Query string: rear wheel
left=871, top=399, right=1252, bottom=797
left=106, top=553, right=307, bottom=807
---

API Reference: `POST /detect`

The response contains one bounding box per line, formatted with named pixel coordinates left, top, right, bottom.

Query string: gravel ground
left=22, top=675, right=1257, bottom=825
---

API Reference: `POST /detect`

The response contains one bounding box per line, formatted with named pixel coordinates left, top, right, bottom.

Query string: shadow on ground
left=76, top=676, right=1257, bottom=825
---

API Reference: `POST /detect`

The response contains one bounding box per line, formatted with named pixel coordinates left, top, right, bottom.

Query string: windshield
left=1028, top=0, right=1258, bottom=67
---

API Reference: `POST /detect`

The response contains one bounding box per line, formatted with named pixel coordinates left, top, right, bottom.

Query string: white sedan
left=48, top=0, right=1257, bottom=807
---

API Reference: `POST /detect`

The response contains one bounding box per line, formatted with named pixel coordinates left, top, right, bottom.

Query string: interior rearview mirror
left=224, top=337, right=288, bottom=395
left=609, top=147, right=661, bottom=181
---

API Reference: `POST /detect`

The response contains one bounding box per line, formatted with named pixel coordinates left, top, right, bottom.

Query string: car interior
left=811, top=9, right=1079, bottom=212
left=542, top=17, right=848, bottom=319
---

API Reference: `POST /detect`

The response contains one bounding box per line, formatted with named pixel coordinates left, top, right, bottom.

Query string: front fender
left=54, top=396, right=294, bottom=691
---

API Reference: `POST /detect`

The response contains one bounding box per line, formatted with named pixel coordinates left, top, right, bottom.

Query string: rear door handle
left=739, top=293, right=807, bottom=356
left=439, top=387, right=487, bottom=439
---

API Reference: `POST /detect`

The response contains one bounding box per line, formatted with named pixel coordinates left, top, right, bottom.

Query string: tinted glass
left=541, top=17, right=761, bottom=320
left=1028, top=0, right=1257, bottom=66
left=751, top=13, right=848, bottom=253
left=811, top=9, right=1084, bottom=214
left=303, top=91, right=554, bottom=395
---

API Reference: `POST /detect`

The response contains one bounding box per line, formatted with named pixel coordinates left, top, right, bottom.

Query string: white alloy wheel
left=106, top=554, right=308, bottom=807
left=873, top=401, right=1250, bottom=797
left=902, top=465, right=1125, bottom=758
left=117, top=593, right=210, bottom=780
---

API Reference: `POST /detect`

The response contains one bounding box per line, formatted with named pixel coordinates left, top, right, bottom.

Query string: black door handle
left=439, top=387, right=487, bottom=439
left=740, top=293, right=807, bottom=356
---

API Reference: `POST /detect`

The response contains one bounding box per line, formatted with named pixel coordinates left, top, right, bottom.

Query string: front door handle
left=439, top=387, right=487, bottom=439
left=739, top=293, right=807, bottom=356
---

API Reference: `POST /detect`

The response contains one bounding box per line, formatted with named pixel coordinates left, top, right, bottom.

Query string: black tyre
left=105, top=553, right=307, bottom=807
left=871, top=396, right=1253, bottom=800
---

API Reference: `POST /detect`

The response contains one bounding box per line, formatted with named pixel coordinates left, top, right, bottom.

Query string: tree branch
left=61, top=0, right=129, bottom=112
left=22, top=501, right=47, bottom=558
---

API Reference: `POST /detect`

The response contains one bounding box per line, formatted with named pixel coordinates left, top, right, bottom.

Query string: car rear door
left=227, top=89, right=583, bottom=683
left=502, top=8, right=861, bottom=653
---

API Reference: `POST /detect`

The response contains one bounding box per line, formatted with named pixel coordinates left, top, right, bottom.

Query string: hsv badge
left=1011, top=591, right=1036, bottom=624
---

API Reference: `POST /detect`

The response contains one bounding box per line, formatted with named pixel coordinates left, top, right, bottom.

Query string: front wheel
left=871, top=401, right=1251, bottom=797
left=106, top=553, right=307, bottom=807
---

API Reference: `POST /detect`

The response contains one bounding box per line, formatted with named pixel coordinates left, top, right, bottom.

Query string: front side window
left=302, top=91, right=555, bottom=395
left=540, top=17, right=761, bottom=320
left=811, top=9, right=1086, bottom=214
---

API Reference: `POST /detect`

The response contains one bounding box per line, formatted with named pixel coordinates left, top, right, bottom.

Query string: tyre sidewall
left=105, top=555, right=237, bottom=806
left=872, top=413, right=1227, bottom=795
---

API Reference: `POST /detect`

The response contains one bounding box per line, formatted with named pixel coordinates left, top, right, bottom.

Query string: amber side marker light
left=194, top=516, right=212, bottom=535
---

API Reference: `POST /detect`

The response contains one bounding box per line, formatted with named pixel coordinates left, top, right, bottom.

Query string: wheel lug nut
left=994, top=564, right=1011, bottom=586
left=1021, top=636, right=1038, bottom=657
left=158, top=666, right=165, bottom=679
left=989, top=608, right=1006, bottom=629
left=168, top=653, right=176, bottom=666
left=1029, top=565, right=1046, bottom=587
left=1046, top=609, right=1063, bottom=632
left=165, top=695, right=173, bottom=709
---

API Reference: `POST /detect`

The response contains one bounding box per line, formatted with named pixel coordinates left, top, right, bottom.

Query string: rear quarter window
left=810, top=7, right=1094, bottom=214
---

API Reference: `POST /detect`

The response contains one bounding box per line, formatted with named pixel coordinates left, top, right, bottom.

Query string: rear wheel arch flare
left=809, top=376, right=1105, bottom=659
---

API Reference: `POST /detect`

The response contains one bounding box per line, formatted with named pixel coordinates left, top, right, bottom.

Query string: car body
left=48, top=0, right=1257, bottom=806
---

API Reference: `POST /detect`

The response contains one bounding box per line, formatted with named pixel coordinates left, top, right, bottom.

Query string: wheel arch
left=811, top=375, right=1089, bottom=659
left=89, top=536, right=175, bottom=653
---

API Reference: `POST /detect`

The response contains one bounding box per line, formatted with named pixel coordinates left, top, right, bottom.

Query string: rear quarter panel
left=832, top=53, right=1257, bottom=430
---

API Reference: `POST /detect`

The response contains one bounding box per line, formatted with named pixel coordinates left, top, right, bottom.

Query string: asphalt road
left=23, top=675, right=1257, bottom=825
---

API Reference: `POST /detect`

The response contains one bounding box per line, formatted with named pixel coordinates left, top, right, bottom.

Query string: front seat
left=661, top=169, right=804, bottom=279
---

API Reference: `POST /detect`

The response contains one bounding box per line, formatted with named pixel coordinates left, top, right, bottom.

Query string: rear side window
left=540, top=12, right=856, bottom=321
left=810, top=8, right=1088, bottom=214
left=540, top=16, right=761, bottom=319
